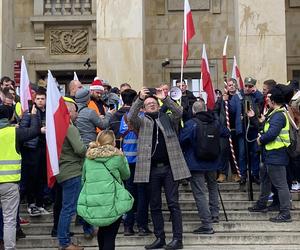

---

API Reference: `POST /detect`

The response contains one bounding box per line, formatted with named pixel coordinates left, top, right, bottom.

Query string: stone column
left=97, top=0, right=145, bottom=90
left=0, top=0, right=15, bottom=78
left=234, top=0, right=287, bottom=86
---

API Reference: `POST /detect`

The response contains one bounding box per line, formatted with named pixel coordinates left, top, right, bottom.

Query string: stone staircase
left=17, top=182, right=300, bottom=250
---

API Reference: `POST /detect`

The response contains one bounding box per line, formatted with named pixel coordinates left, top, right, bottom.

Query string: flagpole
left=180, top=29, right=184, bottom=83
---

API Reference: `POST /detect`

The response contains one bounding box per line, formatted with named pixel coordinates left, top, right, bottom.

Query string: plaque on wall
left=290, top=0, right=300, bottom=7
left=168, top=0, right=210, bottom=11
left=50, top=29, right=88, bottom=55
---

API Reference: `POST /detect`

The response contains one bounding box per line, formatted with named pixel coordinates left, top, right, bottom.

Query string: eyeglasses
left=144, top=102, right=158, bottom=107
left=245, top=85, right=254, bottom=88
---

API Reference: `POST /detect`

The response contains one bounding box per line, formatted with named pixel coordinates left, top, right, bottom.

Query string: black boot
left=145, top=238, right=166, bottom=249
left=124, top=226, right=135, bottom=236
left=164, top=239, right=183, bottom=249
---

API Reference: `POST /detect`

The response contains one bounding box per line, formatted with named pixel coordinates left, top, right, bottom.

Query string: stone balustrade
left=44, top=0, right=92, bottom=16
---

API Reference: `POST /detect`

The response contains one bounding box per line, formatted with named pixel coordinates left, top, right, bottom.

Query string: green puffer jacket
left=77, top=144, right=132, bottom=227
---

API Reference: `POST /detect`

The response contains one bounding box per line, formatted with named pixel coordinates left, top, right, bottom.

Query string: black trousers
left=147, top=165, right=183, bottom=240
left=97, top=217, right=122, bottom=250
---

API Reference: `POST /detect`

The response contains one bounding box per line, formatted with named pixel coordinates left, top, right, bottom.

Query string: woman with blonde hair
left=77, top=130, right=133, bottom=250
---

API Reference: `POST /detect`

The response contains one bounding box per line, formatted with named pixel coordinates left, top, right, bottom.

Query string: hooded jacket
left=77, top=144, right=132, bottom=227
left=180, top=111, right=229, bottom=172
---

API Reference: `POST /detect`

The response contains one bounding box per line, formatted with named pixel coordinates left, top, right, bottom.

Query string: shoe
left=27, top=204, right=41, bottom=217
left=59, top=243, right=84, bottom=250
left=252, top=175, right=260, bottom=185
left=138, top=227, right=152, bottom=236
left=124, top=226, right=135, bottom=236
left=232, top=174, right=241, bottom=182
left=268, top=192, right=274, bottom=201
left=145, top=238, right=166, bottom=249
left=212, top=216, right=219, bottom=223
left=217, top=174, right=226, bottom=183
left=193, top=226, right=214, bottom=234
left=291, top=182, right=300, bottom=192
left=0, top=240, right=3, bottom=250
left=239, top=177, right=247, bottom=185
left=19, top=217, right=30, bottom=226
left=269, top=213, right=292, bottom=223
left=248, top=203, right=268, bottom=212
left=37, top=206, right=52, bottom=215
left=267, top=203, right=280, bottom=212
left=16, top=228, right=26, bottom=240
left=164, top=239, right=183, bottom=249
left=83, top=231, right=95, bottom=240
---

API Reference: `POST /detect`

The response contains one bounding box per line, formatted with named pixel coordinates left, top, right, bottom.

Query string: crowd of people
left=0, top=74, right=299, bottom=250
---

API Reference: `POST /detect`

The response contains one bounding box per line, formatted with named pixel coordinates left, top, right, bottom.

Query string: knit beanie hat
left=90, top=77, right=104, bottom=91
left=75, top=88, right=90, bottom=104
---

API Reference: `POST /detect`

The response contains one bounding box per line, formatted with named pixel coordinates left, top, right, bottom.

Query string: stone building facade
left=0, top=0, right=299, bottom=94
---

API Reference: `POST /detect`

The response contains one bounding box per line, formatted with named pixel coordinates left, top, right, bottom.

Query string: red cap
left=90, top=78, right=104, bottom=91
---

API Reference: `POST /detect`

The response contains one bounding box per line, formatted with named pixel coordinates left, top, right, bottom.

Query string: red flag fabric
left=183, top=0, right=195, bottom=65
left=46, top=70, right=70, bottom=187
left=20, top=56, right=32, bottom=112
left=231, top=56, right=244, bottom=89
left=201, top=44, right=216, bottom=110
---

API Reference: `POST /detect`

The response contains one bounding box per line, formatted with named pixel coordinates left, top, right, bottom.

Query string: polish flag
left=73, top=71, right=79, bottom=81
left=183, top=0, right=195, bottom=65
left=20, top=56, right=31, bottom=111
left=201, top=44, right=216, bottom=110
left=231, top=56, right=244, bottom=89
left=46, top=70, right=70, bottom=187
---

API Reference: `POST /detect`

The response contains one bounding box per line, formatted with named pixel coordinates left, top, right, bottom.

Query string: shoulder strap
left=78, top=106, right=87, bottom=114
left=102, top=162, right=122, bottom=185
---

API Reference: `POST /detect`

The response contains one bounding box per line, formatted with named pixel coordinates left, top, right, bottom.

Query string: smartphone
left=245, top=100, right=251, bottom=112
left=148, top=88, right=157, bottom=96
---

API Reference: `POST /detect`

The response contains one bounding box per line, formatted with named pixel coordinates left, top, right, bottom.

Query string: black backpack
left=192, top=118, right=220, bottom=161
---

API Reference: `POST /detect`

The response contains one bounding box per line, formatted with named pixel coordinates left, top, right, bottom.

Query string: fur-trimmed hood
left=86, top=144, right=123, bottom=160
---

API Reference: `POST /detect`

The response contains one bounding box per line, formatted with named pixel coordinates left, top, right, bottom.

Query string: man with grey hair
left=180, top=99, right=229, bottom=234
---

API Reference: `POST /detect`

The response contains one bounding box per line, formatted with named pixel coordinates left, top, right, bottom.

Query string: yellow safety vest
left=159, top=99, right=184, bottom=128
left=264, top=108, right=290, bottom=151
left=0, top=127, right=21, bottom=183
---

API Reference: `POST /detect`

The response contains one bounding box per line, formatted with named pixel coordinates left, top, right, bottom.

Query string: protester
left=74, top=88, right=113, bottom=146
left=0, top=104, right=42, bottom=250
left=180, top=99, right=228, bottom=234
left=77, top=130, right=131, bottom=250
left=68, top=80, right=82, bottom=99
left=56, top=97, right=86, bottom=250
left=248, top=85, right=292, bottom=222
left=128, top=87, right=191, bottom=250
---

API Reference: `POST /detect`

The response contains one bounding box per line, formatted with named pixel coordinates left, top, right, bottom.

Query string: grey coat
left=128, top=96, right=191, bottom=183
left=75, top=104, right=112, bottom=146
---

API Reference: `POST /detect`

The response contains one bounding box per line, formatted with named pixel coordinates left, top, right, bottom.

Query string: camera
left=162, top=58, right=170, bottom=67
left=148, top=88, right=157, bottom=96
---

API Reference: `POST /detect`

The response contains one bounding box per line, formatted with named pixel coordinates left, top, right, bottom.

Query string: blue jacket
left=260, top=110, right=289, bottom=166
left=179, top=111, right=229, bottom=172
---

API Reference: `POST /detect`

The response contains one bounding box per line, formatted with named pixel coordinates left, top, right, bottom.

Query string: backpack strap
left=77, top=105, right=87, bottom=114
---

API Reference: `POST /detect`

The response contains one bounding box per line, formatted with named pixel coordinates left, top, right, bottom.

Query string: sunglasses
left=245, top=85, right=254, bottom=88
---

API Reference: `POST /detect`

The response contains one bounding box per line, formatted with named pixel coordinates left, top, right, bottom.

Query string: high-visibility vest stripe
left=0, top=160, right=21, bottom=165
left=123, top=139, right=138, bottom=144
left=0, top=170, right=21, bottom=175
left=124, top=151, right=138, bottom=157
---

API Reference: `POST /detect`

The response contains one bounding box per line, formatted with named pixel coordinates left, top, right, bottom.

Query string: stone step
left=21, top=221, right=300, bottom=235
left=20, top=210, right=300, bottom=223
left=16, top=232, right=300, bottom=248
left=24, top=246, right=300, bottom=250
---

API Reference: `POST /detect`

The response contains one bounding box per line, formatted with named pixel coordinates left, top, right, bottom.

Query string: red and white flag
left=201, top=44, right=216, bottom=110
left=73, top=71, right=79, bottom=81
left=20, top=56, right=31, bottom=112
left=46, top=70, right=70, bottom=187
left=183, top=0, right=195, bottom=65
left=231, top=56, right=244, bottom=89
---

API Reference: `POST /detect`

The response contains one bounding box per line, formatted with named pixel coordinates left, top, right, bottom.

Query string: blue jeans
left=57, top=176, right=81, bottom=247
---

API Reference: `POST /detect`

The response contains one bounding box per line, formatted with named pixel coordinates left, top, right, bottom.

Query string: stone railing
left=31, top=0, right=96, bottom=41
left=44, top=0, right=92, bottom=16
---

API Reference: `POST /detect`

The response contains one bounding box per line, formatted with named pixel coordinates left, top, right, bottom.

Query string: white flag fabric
left=20, top=56, right=31, bottom=111
left=73, top=71, right=79, bottom=81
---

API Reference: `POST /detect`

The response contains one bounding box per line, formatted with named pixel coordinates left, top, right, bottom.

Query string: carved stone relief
left=49, top=29, right=88, bottom=55
left=167, top=0, right=210, bottom=11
